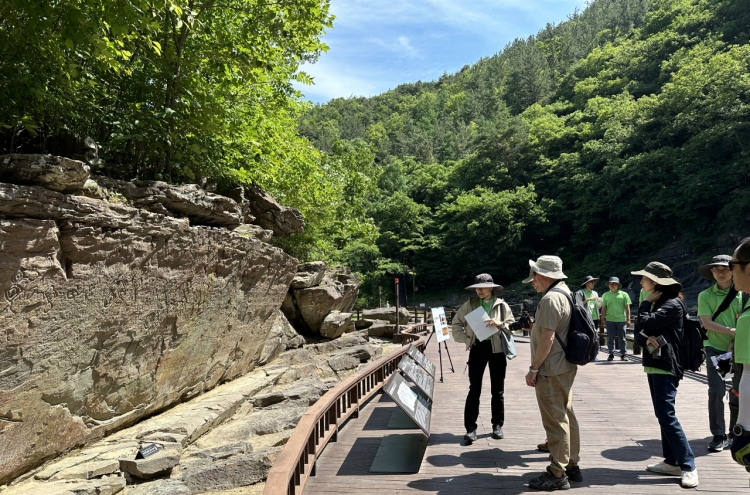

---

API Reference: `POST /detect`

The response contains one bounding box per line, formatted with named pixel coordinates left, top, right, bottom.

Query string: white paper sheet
left=431, top=307, right=450, bottom=343
left=397, top=381, right=418, bottom=413
left=465, top=306, right=498, bottom=342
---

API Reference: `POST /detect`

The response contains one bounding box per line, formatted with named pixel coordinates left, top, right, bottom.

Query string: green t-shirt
left=736, top=300, right=750, bottom=364
left=697, top=284, right=743, bottom=351
left=602, top=290, right=632, bottom=322
left=478, top=297, right=494, bottom=316
left=639, top=289, right=652, bottom=303
left=644, top=366, right=673, bottom=376
left=582, top=288, right=598, bottom=319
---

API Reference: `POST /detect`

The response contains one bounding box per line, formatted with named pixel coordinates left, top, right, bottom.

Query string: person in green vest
left=601, top=277, right=632, bottom=361
left=697, top=255, right=744, bottom=452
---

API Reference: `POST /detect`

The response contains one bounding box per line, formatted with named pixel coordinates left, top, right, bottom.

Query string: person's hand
left=646, top=337, right=659, bottom=349
left=729, top=340, right=734, bottom=353
left=484, top=317, right=501, bottom=328
left=526, top=370, right=537, bottom=387
left=645, top=291, right=662, bottom=302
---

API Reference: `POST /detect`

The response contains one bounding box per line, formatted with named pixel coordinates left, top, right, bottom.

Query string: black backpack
left=678, top=300, right=706, bottom=372
left=551, top=288, right=599, bottom=365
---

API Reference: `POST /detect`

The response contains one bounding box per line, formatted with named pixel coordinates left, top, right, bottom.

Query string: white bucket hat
left=522, top=255, right=567, bottom=283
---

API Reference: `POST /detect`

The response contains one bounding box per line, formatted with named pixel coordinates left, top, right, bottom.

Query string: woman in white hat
left=632, top=261, right=697, bottom=488
left=451, top=273, right=515, bottom=443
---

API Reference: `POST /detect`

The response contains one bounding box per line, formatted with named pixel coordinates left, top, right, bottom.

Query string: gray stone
left=233, top=223, right=272, bottom=243
left=362, top=307, right=410, bottom=324
left=180, top=448, right=280, bottom=493
left=290, top=261, right=328, bottom=289
left=51, top=459, right=119, bottom=480
left=94, top=178, right=244, bottom=228
left=126, top=479, right=190, bottom=495
left=252, top=392, right=286, bottom=408
left=0, top=181, right=297, bottom=485
left=367, top=320, right=398, bottom=337
left=182, top=442, right=253, bottom=463
left=119, top=445, right=181, bottom=480
left=291, top=282, right=358, bottom=334
left=257, top=312, right=305, bottom=366
left=319, top=311, right=353, bottom=339
left=34, top=454, right=100, bottom=481
left=241, top=183, right=304, bottom=236
left=0, top=154, right=90, bottom=193
left=354, top=319, right=372, bottom=329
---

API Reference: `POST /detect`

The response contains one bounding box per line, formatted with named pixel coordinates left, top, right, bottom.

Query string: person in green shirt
left=601, top=277, right=632, bottom=361
left=575, top=275, right=601, bottom=321
left=697, top=255, right=744, bottom=451
left=729, top=237, right=750, bottom=469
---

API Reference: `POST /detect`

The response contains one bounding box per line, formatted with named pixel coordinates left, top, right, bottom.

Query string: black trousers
left=464, top=339, right=507, bottom=431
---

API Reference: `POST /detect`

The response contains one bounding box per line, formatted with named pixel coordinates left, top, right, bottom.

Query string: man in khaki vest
left=522, top=255, right=581, bottom=491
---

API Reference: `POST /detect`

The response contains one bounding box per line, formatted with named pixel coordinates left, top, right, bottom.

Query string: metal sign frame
left=406, top=343, right=436, bottom=377
left=382, top=372, right=431, bottom=436
left=398, top=354, right=435, bottom=400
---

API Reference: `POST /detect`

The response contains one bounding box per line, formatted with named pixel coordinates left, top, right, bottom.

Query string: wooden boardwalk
left=304, top=336, right=750, bottom=494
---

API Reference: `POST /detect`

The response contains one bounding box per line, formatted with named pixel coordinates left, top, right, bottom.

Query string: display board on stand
left=406, top=343, right=436, bottom=376
left=398, top=354, right=435, bottom=400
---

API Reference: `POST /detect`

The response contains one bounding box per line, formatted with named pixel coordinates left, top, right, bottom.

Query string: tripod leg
left=444, top=342, right=455, bottom=373
left=438, top=341, right=444, bottom=383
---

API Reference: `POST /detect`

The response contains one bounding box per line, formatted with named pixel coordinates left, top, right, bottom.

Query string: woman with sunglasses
left=631, top=261, right=698, bottom=488
left=729, top=238, right=750, bottom=469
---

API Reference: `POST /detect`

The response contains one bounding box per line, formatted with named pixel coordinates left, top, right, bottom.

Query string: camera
left=507, top=311, right=533, bottom=331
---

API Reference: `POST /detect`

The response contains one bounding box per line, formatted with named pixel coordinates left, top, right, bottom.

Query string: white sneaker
left=681, top=469, right=699, bottom=488
left=646, top=461, right=681, bottom=476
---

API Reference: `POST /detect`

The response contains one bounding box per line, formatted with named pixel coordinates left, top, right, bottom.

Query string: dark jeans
left=606, top=321, right=627, bottom=356
left=705, top=346, right=728, bottom=436
left=647, top=373, right=696, bottom=471
left=464, top=339, right=507, bottom=431
left=730, top=362, right=745, bottom=435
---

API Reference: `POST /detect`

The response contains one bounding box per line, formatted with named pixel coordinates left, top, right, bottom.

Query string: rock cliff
left=0, top=155, right=301, bottom=485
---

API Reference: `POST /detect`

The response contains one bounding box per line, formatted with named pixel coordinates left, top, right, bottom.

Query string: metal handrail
left=263, top=330, right=427, bottom=495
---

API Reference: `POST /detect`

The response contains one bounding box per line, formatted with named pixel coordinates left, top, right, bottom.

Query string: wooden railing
left=393, top=322, right=429, bottom=344
left=263, top=331, right=427, bottom=495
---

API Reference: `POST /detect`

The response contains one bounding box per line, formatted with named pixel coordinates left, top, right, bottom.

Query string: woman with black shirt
left=632, top=261, right=698, bottom=489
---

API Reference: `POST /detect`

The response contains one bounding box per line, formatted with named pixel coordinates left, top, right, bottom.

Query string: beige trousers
left=535, top=368, right=580, bottom=476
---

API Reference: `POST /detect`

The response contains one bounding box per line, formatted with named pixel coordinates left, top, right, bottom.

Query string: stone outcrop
left=225, top=184, right=304, bottom=236
left=257, top=311, right=306, bottom=366
left=282, top=263, right=360, bottom=335
left=319, top=311, right=353, bottom=339
left=0, top=178, right=298, bottom=484
left=0, top=154, right=90, bottom=193
left=365, top=319, right=398, bottom=337
left=361, top=307, right=410, bottom=325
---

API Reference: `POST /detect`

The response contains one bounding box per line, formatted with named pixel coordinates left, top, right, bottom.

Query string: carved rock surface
left=0, top=182, right=297, bottom=485
left=0, top=154, right=90, bottom=193
left=95, top=177, right=244, bottom=228
left=127, top=479, right=190, bottom=495
left=180, top=448, right=280, bottom=493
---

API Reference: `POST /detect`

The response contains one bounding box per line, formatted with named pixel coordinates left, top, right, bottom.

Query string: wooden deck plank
left=303, top=337, right=750, bottom=494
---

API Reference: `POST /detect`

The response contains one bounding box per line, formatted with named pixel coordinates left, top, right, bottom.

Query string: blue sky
left=298, top=0, right=590, bottom=104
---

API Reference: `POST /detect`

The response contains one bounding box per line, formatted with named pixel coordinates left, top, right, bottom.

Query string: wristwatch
left=529, top=366, right=539, bottom=373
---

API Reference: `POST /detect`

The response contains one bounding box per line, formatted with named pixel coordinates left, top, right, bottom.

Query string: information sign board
left=383, top=372, right=431, bottom=436
left=406, top=344, right=436, bottom=377
left=398, top=354, right=435, bottom=400
left=431, top=306, right=450, bottom=343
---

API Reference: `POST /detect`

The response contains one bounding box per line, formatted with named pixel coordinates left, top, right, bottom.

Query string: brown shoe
left=537, top=440, right=549, bottom=452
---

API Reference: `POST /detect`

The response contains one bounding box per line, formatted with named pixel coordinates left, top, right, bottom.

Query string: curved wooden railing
left=264, top=330, right=428, bottom=495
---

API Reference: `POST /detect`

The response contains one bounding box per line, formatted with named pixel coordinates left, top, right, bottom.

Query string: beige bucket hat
left=523, top=255, right=567, bottom=283
left=631, top=261, right=682, bottom=289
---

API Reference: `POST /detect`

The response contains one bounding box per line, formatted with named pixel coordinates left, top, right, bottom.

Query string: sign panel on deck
left=383, top=372, right=431, bottom=436
left=431, top=306, right=450, bottom=343
left=406, top=344, right=436, bottom=377
left=398, top=354, right=435, bottom=400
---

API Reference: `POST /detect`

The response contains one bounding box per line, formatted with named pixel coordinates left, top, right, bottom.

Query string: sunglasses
left=728, top=260, right=750, bottom=271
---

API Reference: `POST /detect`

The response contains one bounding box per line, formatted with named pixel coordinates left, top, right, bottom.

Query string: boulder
left=119, top=444, right=182, bottom=480
left=290, top=261, right=328, bottom=289
left=0, top=154, right=90, bottom=193
left=319, top=311, right=353, bottom=339
left=285, top=267, right=360, bottom=334
left=94, top=177, right=244, bottom=228
left=362, top=307, right=409, bottom=325
left=366, top=320, right=397, bottom=337
left=0, top=181, right=297, bottom=485
left=241, top=183, right=304, bottom=236
left=257, top=311, right=306, bottom=366
left=354, top=319, right=373, bottom=329
left=233, top=224, right=272, bottom=243
left=180, top=448, right=280, bottom=493
left=51, top=459, right=120, bottom=480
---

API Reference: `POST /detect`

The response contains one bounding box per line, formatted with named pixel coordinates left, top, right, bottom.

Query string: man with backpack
left=522, top=255, right=581, bottom=491
left=697, top=255, right=745, bottom=451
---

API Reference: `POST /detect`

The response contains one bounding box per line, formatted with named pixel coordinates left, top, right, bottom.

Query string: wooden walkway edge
left=303, top=336, right=750, bottom=494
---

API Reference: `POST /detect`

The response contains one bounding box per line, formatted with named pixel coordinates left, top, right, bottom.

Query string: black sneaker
left=708, top=434, right=729, bottom=452
left=620, top=354, right=627, bottom=361
left=607, top=354, right=614, bottom=361
left=529, top=467, right=570, bottom=491
left=492, top=424, right=504, bottom=439
left=464, top=429, right=477, bottom=443
left=565, top=465, right=583, bottom=482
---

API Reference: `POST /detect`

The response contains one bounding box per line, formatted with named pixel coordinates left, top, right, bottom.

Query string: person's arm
left=699, top=316, right=735, bottom=336
left=451, top=302, right=470, bottom=344
left=625, top=294, right=632, bottom=326
left=526, top=327, right=555, bottom=387
left=600, top=295, right=607, bottom=327
left=637, top=295, right=681, bottom=337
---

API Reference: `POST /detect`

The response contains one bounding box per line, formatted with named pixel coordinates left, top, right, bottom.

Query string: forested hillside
left=300, top=0, right=750, bottom=304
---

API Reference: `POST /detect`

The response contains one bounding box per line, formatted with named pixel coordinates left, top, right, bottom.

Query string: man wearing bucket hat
left=697, top=255, right=745, bottom=451
left=451, top=274, right=515, bottom=443
left=575, top=276, right=601, bottom=321
left=522, top=256, right=581, bottom=490
left=632, top=261, right=698, bottom=488
left=601, top=277, right=632, bottom=361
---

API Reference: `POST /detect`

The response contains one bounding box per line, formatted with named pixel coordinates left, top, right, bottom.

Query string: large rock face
left=0, top=154, right=90, bottom=193
left=0, top=181, right=298, bottom=484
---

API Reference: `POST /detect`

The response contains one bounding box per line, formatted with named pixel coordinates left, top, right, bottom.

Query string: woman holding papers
left=451, top=273, right=516, bottom=443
